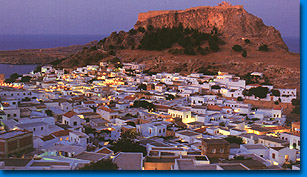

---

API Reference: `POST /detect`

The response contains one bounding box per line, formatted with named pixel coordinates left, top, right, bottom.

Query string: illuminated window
left=212, top=149, right=216, bottom=153
left=60, top=138, right=63, bottom=141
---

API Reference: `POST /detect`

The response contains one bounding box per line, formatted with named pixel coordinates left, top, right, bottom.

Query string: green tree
left=137, top=27, right=145, bottom=33
left=10, top=73, right=21, bottom=81
left=20, top=76, right=32, bottom=83
left=109, top=50, right=115, bottom=56
left=237, top=97, right=243, bottom=101
left=232, top=45, right=243, bottom=52
left=250, top=86, right=269, bottom=99
left=79, top=159, right=118, bottom=170
left=244, top=39, right=251, bottom=44
left=259, top=44, right=269, bottom=51
left=208, top=39, right=219, bottom=52
left=137, top=84, right=147, bottom=90
left=211, top=85, right=221, bottom=89
left=242, top=50, right=247, bottom=57
left=129, top=29, right=137, bottom=35
left=126, top=121, right=136, bottom=127
left=224, top=136, right=244, bottom=144
left=90, top=46, right=98, bottom=50
left=271, top=89, right=281, bottom=96
left=45, top=110, right=53, bottom=116
left=133, top=100, right=155, bottom=111
left=110, top=131, right=147, bottom=156
left=166, top=94, right=175, bottom=100
left=33, top=65, right=42, bottom=73
left=291, top=99, right=300, bottom=114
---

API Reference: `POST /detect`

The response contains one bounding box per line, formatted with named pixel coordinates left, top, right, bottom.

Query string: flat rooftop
left=0, top=130, right=30, bottom=140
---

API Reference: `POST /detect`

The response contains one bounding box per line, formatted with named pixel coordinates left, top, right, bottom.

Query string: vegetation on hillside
left=259, top=44, right=269, bottom=51
left=138, top=24, right=224, bottom=55
left=243, top=86, right=269, bottom=99
left=110, top=131, right=147, bottom=156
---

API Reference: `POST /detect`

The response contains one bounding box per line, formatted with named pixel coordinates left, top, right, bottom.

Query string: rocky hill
left=0, top=41, right=98, bottom=64
left=38, top=2, right=301, bottom=92
left=134, top=2, right=288, bottom=51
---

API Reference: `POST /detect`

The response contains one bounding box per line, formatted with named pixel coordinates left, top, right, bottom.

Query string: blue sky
left=0, top=0, right=300, bottom=37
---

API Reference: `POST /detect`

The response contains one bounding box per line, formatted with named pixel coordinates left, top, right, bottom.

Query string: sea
left=0, top=34, right=300, bottom=78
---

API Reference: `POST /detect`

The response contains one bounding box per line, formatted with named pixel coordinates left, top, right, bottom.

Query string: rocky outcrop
left=0, top=41, right=98, bottom=64
left=134, top=2, right=288, bottom=51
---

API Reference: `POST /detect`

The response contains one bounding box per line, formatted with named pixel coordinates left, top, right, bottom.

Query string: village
left=0, top=60, right=300, bottom=170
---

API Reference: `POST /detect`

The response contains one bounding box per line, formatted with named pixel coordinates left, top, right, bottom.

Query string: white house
left=175, top=130, right=202, bottom=144
left=69, top=131, right=89, bottom=147
left=240, top=144, right=269, bottom=159
left=96, top=106, right=119, bottom=122
left=280, top=132, right=300, bottom=150
left=62, top=111, right=86, bottom=128
left=168, top=108, right=194, bottom=123
left=136, top=122, right=168, bottom=137
left=269, top=146, right=297, bottom=166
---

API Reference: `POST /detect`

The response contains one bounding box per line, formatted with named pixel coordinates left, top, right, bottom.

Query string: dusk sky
left=0, top=0, right=300, bottom=38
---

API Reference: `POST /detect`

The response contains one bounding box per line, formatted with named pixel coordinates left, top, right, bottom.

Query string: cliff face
left=134, top=2, right=288, bottom=51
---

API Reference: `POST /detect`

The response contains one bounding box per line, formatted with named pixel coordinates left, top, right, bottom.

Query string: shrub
left=271, top=89, right=281, bottom=96
left=20, top=76, right=31, bottom=83
left=137, top=27, right=145, bottom=33
left=232, top=45, right=243, bottom=52
left=184, top=47, right=196, bottom=55
left=244, top=39, right=251, bottom=44
left=129, top=29, right=137, bottom=35
left=242, top=50, right=247, bottom=57
left=109, top=45, right=115, bottom=49
left=224, top=136, right=244, bottom=144
left=45, top=110, right=53, bottom=116
left=109, top=50, right=115, bottom=56
left=237, top=97, right=243, bottom=101
left=259, top=44, right=269, bottom=51
left=211, top=85, right=221, bottom=89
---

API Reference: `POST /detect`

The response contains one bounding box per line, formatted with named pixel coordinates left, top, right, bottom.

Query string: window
left=33, top=128, right=36, bottom=131
left=23, top=93, right=25, bottom=95
left=159, top=129, right=161, bottom=134
left=298, top=141, right=300, bottom=146
left=220, top=148, right=224, bottom=153
left=12, top=102, right=16, bottom=105
left=60, top=138, right=63, bottom=141
left=13, top=114, right=16, bottom=117
left=272, top=153, right=275, bottom=159
left=212, top=149, right=216, bottom=153
left=41, top=127, right=43, bottom=130
left=73, top=122, right=77, bottom=126
left=163, top=129, right=165, bottom=133
left=7, top=114, right=10, bottom=117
